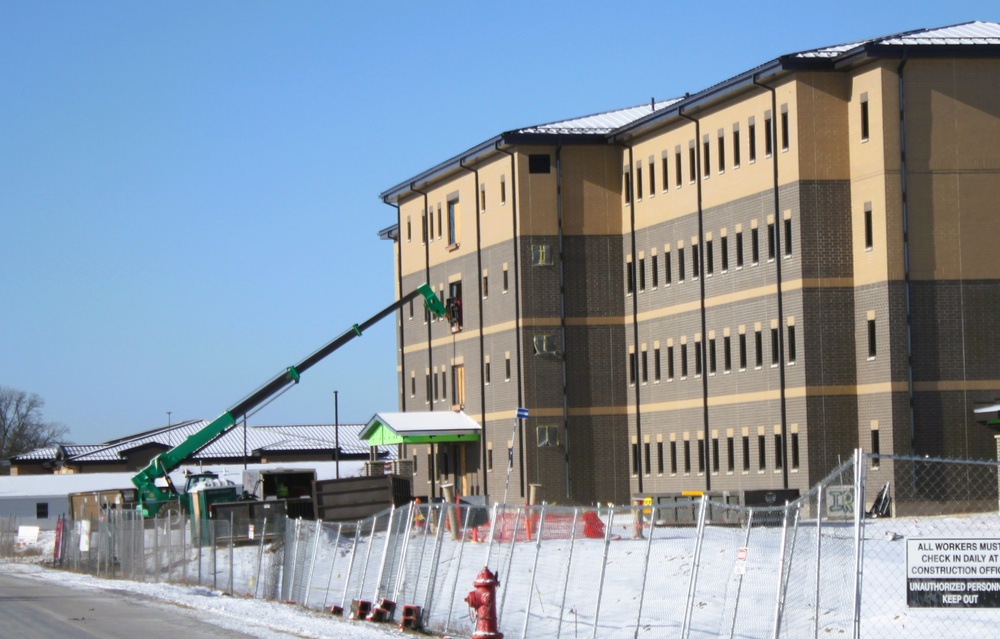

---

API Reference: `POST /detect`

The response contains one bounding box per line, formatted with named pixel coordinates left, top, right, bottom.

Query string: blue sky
left=2, top=2, right=995, bottom=445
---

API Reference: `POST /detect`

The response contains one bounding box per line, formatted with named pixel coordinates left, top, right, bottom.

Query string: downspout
left=496, top=144, right=527, bottom=499
left=459, top=158, right=489, bottom=498
left=383, top=197, right=406, bottom=470
left=678, top=109, right=711, bottom=492
left=623, top=142, right=644, bottom=495
left=411, top=183, right=437, bottom=499
left=896, top=54, right=916, bottom=452
left=753, top=75, right=789, bottom=490
left=555, top=146, right=571, bottom=499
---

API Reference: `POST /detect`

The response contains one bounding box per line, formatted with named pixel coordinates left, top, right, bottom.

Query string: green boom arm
left=132, top=283, right=446, bottom=515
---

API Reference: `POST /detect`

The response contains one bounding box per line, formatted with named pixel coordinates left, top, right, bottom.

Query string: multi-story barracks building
left=378, top=22, right=1000, bottom=506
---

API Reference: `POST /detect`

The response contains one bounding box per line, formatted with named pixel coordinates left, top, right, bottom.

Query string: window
left=426, top=451, right=433, bottom=480
left=787, top=324, right=796, bottom=364
left=784, top=217, right=793, bottom=256
left=624, top=168, right=632, bottom=204
left=652, top=254, right=659, bottom=288
left=780, top=104, right=789, bottom=151
left=694, top=340, right=702, bottom=377
left=681, top=342, right=689, bottom=378
left=767, top=222, right=776, bottom=260
left=771, top=327, right=779, bottom=366
left=689, top=144, right=696, bottom=183
left=667, top=345, right=675, bottom=380
left=441, top=370, right=447, bottom=401
left=421, top=211, right=428, bottom=243
left=727, top=436, right=735, bottom=472
left=500, top=176, right=507, bottom=204
left=662, top=155, right=669, bottom=192
left=408, top=298, right=413, bottom=319
left=451, top=364, right=465, bottom=408
left=736, top=231, right=744, bottom=268
left=733, top=126, right=741, bottom=168
left=425, top=373, right=431, bottom=402
left=638, top=257, right=646, bottom=291
left=764, top=112, right=773, bottom=157
left=654, top=347, right=661, bottom=382
left=683, top=440, right=691, bottom=473
left=864, top=203, right=873, bottom=250
left=706, top=239, right=714, bottom=275
left=871, top=427, right=881, bottom=460
left=675, top=148, right=683, bottom=187
left=678, top=247, right=686, bottom=281
left=480, top=184, right=486, bottom=213
left=534, top=334, right=558, bottom=355
left=433, top=370, right=439, bottom=401
left=531, top=244, right=553, bottom=266
left=718, top=132, right=725, bottom=173
left=636, top=163, right=643, bottom=199
left=482, top=272, right=489, bottom=298
left=626, top=259, right=635, bottom=295
left=487, top=446, right=493, bottom=472
left=739, top=333, right=747, bottom=370
left=641, top=349, right=648, bottom=383
left=712, top=437, right=720, bottom=473
left=791, top=431, right=800, bottom=470
left=709, top=338, right=717, bottom=375
left=537, top=425, right=559, bottom=447
left=742, top=435, right=750, bottom=471
left=657, top=441, right=664, bottom=474
left=751, top=227, right=760, bottom=264
left=632, top=442, right=640, bottom=475
left=644, top=441, right=651, bottom=474
left=868, top=318, right=877, bottom=358
left=484, top=358, right=491, bottom=384
left=629, top=351, right=637, bottom=385
left=665, top=249, right=672, bottom=284
left=670, top=440, right=678, bottom=474
left=724, top=335, right=732, bottom=373
left=406, top=216, right=412, bottom=242
left=447, top=281, right=463, bottom=330
left=698, top=439, right=706, bottom=473
left=529, top=154, right=551, bottom=174
left=755, top=330, right=763, bottom=368
left=748, top=118, right=757, bottom=163
left=721, top=235, right=729, bottom=271
left=37, top=502, right=48, bottom=519
left=502, top=266, right=509, bottom=292
left=775, top=433, right=784, bottom=470
left=505, top=354, right=511, bottom=381
left=692, top=243, right=700, bottom=279
left=703, top=137, right=710, bottom=177
left=410, top=372, right=416, bottom=397
left=436, top=205, right=442, bottom=239
left=758, top=434, right=766, bottom=471
left=860, top=93, right=870, bottom=142
left=649, top=159, right=656, bottom=197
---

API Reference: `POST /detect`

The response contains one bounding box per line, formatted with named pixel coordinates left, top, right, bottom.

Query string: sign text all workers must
left=906, top=538, right=1000, bottom=607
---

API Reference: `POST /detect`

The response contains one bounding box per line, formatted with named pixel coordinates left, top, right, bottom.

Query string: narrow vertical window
left=733, top=125, right=741, bottom=168
left=724, top=336, right=732, bottom=373
left=485, top=359, right=491, bottom=384
left=748, top=118, right=757, bottom=163
left=502, top=266, right=509, bottom=292
left=752, top=227, right=760, bottom=264
left=791, top=431, right=800, bottom=470
left=644, top=441, right=651, bottom=475
left=868, top=318, right=877, bottom=358
left=736, top=231, right=744, bottom=267
left=717, top=131, right=725, bottom=173
left=692, top=243, right=700, bottom=279
left=641, top=349, right=648, bottom=383
left=780, top=104, right=789, bottom=151
left=670, top=441, right=678, bottom=474
left=638, top=257, right=646, bottom=292
left=500, top=175, right=507, bottom=204
left=709, top=338, right=717, bottom=375
left=860, top=93, right=870, bottom=142
left=662, top=155, right=669, bottom=191
left=505, top=354, right=511, bottom=380
left=665, top=249, right=672, bottom=284
left=694, top=339, right=702, bottom=376
left=767, top=222, right=776, bottom=260
left=712, top=437, right=720, bottom=473
left=774, top=433, right=784, bottom=470
left=480, top=184, right=486, bottom=212
left=698, top=439, right=706, bottom=473
left=871, top=428, right=881, bottom=458
left=784, top=217, right=793, bottom=256
left=758, top=433, right=767, bottom=470
left=447, top=199, right=458, bottom=245
left=681, top=343, right=688, bottom=378
left=624, top=168, right=632, bottom=204
left=864, top=203, right=874, bottom=250
left=648, top=159, right=656, bottom=196
left=742, top=435, right=750, bottom=471
left=727, top=436, right=735, bottom=472
left=657, top=441, right=664, bottom=474
left=482, top=272, right=489, bottom=298
left=771, top=327, right=779, bottom=366
left=721, top=235, right=729, bottom=271
left=702, top=137, right=711, bottom=177
left=755, top=330, right=763, bottom=368
left=626, top=259, right=635, bottom=295
left=654, top=347, right=661, bottom=382
left=422, top=211, right=428, bottom=243
left=739, top=333, right=747, bottom=370
left=629, top=351, right=637, bottom=385
left=678, top=247, right=686, bottom=281
left=706, top=239, right=714, bottom=275
left=787, top=324, right=796, bottom=364
left=689, top=144, right=696, bottom=183
left=764, top=112, right=773, bottom=157
left=632, top=442, right=640, bottom=475
left=406, top=216, right=412, bottom=242
left=667, top=345, right=675, bottom=380
left=684, top=440, right=691, bottom=473
left=675, top=149, right=682, bottom=187
left=636, top=164, right=643, bottom=200
left=652, top=254, right=659, bottom=288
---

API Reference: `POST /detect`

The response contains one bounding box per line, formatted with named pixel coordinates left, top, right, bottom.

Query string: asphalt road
left=0, top=571, right=267, bottom=639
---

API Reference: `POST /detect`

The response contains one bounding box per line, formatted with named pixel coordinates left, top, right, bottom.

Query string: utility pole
left=334, top=390, right=340, bottom=479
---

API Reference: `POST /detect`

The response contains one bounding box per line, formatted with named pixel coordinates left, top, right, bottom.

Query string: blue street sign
left=516, top=407, right=529, bottom=419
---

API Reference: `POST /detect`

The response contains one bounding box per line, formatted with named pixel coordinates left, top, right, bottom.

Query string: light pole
left=167, top=411, right=171, bottom=448
left=334, top=390, right=340, bottom=479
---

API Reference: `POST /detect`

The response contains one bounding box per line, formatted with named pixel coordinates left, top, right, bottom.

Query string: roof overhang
left=360, top=411, right=482, bottom=445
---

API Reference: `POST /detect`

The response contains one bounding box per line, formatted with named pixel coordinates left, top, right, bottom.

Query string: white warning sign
left=906, top=538, right=1000, bottom=607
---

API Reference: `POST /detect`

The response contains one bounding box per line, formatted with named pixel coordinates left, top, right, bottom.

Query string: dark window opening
left=529, top=154, right=551, bottom=174
left=868, top=319, right=877, bottom=358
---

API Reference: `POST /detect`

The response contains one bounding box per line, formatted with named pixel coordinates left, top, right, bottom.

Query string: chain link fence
left=3, top=450, right=1000, bottom=638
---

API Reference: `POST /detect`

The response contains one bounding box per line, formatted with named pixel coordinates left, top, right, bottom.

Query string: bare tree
left=0, top=387, right=69, bottom=471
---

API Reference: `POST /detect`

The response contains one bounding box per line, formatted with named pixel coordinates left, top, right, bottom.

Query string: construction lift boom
left=132, top=284, right=448, bottom=517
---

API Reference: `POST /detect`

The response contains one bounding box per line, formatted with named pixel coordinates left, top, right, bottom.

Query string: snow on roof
left=793, top=21, right=1000, bottom=59
left=515, top=99, right=683, bottom=135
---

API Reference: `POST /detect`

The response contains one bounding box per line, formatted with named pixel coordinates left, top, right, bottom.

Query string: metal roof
left=361, top=411, right=482, bottom=440
left=11, top=421, right=380, bottom=465
left=516, top=99, right=682, bottom=135
left=794, top=21, right=1000, bottom=58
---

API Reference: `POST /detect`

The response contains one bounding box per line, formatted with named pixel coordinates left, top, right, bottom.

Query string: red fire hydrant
left=465, top=567, right=504, bottom=639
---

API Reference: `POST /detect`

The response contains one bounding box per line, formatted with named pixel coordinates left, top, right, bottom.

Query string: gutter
left=896, top=54, right=917, bottom=452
